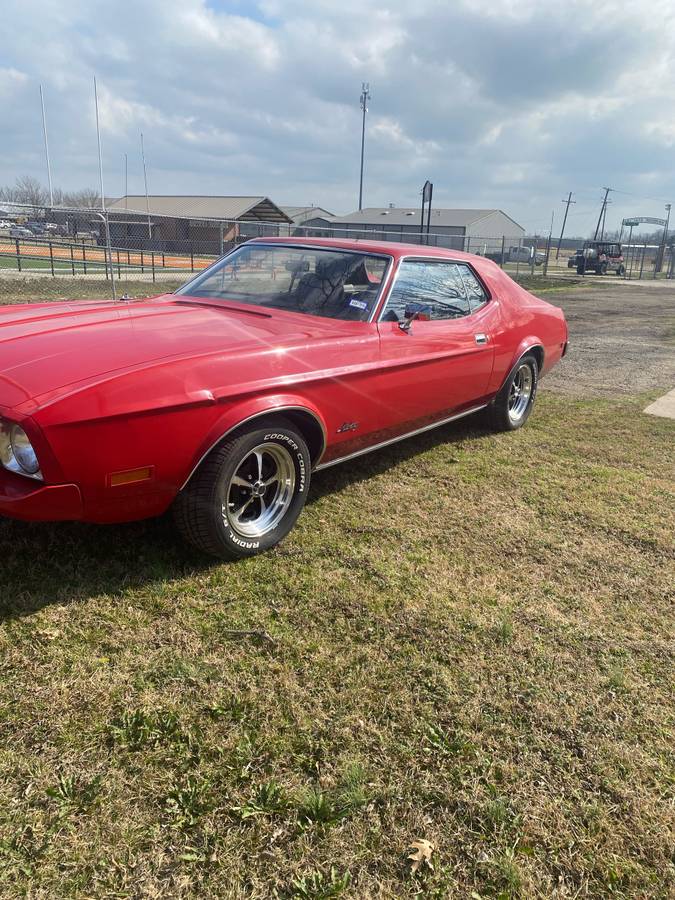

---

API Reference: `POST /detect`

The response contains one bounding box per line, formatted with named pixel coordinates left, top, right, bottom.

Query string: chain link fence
left=1, top=201, right=672, bottom=306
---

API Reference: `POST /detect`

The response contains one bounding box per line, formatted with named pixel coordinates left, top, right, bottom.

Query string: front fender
left=180, top=393, right=327, bottom=490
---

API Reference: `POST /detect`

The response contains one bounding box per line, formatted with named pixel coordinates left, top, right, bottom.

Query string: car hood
left=0, top=294, right=358, bottom=410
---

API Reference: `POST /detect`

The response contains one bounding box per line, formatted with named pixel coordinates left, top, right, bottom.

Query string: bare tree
left=64, top=188, right=101, bottom=208
left=0, top=178, right=103, bottom=211
left=0, top=184, right=19, bottom=203
left=14, top=175, right=49, bottom=207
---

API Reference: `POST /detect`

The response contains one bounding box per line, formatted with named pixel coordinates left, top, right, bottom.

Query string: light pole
left=140, top=132, right=152, bottom=239
left=358, top=82, right=370, bottom=212
left=93, top=76, right=116, bottom=301
left=39, top=85, right=54, bottom=208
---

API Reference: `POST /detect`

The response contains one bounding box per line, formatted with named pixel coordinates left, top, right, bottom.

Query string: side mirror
left=399, top=302, right=431, bottom=333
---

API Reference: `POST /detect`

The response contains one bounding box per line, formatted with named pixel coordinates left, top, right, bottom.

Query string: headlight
left=0, top=420, right=43, bottom=480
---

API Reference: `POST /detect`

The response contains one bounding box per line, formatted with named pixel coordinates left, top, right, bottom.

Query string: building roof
left=328, top=207, right=523, bottom=230
left=108, top=195, right=292, bottom=223
left=281, top=206, right=334, bottom=224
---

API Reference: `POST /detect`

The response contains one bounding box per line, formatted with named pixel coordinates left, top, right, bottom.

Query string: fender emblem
left=337, top=421, right=359, bottom=434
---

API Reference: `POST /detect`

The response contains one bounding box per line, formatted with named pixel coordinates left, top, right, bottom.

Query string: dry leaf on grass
left=407, top=838, right=434, bottom=874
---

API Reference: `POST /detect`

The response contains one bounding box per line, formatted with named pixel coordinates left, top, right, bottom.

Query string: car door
left=373, top=258, right=495, bottom=435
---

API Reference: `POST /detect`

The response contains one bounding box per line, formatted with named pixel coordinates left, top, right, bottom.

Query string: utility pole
left=39, top=85, right=54, bottom=208
left=594, top=187, right=611, bottom=240
left=556, top=191, right=575, bottom=258
left=358, top=82, right=370, bottom=212
left=600, top=199, right=611, bottom=241
left=543, top=209, right=554, bottom=275
left=124, top=153, right=128, bottom=209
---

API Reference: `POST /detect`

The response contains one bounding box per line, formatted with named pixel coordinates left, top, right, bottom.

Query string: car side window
left=456, top=264, right=489, bottom=311
left=380, top=261, right=471, bottom=322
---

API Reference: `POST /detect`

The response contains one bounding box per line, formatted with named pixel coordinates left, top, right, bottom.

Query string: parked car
left=0, top=220, right=13, bottom=230
left=8, top=226, right=33, bottom=238
left=0, top=238, right=568, bottom=559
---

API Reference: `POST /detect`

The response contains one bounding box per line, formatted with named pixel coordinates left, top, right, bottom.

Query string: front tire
left=487, top=354, right=538, bottom=432
left=174, top=418, right=311, bottom=559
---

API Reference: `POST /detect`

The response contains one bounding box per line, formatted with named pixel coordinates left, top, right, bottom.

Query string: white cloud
left=0, top=0, right=673, bottom=230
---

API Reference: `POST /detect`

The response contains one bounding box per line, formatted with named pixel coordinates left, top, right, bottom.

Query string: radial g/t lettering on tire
left=174, top=417, right=311, bottom=559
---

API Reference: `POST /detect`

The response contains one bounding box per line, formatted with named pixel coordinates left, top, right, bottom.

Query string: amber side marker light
left=108, top=466, right=154, bottom=487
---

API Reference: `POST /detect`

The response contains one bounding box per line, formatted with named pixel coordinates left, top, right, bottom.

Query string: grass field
left=0, top=278, right=183, bottom=304
left=0, top=282, right=673, bottom=897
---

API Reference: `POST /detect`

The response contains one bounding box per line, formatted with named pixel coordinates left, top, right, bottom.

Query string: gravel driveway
left=539, top=280, right=675, bottom=397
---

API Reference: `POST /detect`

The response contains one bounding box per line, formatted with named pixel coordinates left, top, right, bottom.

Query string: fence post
left=49, top=241, right=54, bottom=276
left=500, top=235, right=505, bottom=268
left=639, top=244, right=646, bottom=279
left=117, top=250, right=121, bottom=279
left=191, top=250, right=194, bottom=272
left=15, top=239, right=21, bottom=272
left=70, top=245, right=75, bottom=275
left=83, top=241, right=87, bottom=275
left=151, top=251, right=156, bottom=283
left=141, top=251, right=144, bottom=274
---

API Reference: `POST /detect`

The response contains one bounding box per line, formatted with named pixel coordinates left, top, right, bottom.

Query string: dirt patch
left=540, top=282, right=675, bottom=397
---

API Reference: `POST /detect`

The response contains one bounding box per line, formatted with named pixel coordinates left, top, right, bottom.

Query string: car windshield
left=176, top=244, right=391, bottom=322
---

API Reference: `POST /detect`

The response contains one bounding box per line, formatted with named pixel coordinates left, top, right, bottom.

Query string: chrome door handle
left=474, top=333, right=488, bottom=345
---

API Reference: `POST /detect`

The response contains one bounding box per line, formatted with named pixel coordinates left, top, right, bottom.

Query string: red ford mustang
left=0, top=238, right=567, bottom=559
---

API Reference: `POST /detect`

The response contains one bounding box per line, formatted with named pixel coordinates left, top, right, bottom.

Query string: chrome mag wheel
left=224, top=442, right=296, bottom=538
left=508, top=363, right=534, bottom=423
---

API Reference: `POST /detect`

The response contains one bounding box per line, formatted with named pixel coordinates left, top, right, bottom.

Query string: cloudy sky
left=1, top=0, right=674, bottom=233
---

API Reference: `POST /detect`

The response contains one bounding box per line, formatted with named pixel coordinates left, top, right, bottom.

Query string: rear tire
left=487, top=354, right=538, bottom=432
left=174, top=418, right=311, bottom=559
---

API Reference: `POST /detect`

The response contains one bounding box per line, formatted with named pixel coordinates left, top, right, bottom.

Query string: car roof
left=247, top=235, right=481, bottom=263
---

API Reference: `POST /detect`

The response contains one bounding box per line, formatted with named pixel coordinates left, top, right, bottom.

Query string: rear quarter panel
left=476, top=261, right=567, bottom=390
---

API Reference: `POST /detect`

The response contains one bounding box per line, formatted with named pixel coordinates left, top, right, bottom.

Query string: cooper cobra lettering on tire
left=174, top=417, right=311, bottom=560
